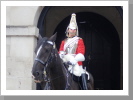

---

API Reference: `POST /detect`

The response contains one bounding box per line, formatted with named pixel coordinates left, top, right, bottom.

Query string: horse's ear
left=48, top=32, right=57, bottom=42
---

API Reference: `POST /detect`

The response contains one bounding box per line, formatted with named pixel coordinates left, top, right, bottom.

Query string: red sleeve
left=76, top=39, right=85, bottom=65
left=59, top=40, right=65, bottom=53
left=76, top=39, right=85, bottom=55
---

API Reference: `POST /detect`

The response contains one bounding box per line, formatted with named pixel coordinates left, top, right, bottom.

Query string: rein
left=35, top=40, right=72, bottom=90
left=35, top=41, right=55, bottom=75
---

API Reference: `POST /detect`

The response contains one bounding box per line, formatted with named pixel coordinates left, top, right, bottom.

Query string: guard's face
left=68, top=28, right=77, bottom=37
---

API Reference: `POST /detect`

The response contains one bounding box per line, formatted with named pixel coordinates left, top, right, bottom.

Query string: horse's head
left=32, top=33, right=57, bottom=83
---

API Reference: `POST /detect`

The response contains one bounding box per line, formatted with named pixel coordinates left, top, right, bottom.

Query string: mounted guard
left=59, top=13, right=90, bottom=90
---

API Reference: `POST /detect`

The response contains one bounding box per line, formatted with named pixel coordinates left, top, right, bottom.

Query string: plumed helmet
left=66, top=13, right=79, bottom=37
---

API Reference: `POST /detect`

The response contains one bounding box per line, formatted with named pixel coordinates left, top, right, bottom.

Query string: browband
left=47, top=41, right=54, bottom=45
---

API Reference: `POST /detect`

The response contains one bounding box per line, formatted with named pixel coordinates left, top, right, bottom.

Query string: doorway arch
left=37, top=6, right=123, bottom=90
left=54, top=12, right=120, bottom=90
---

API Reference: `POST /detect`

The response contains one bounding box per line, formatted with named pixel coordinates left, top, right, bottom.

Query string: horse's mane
left=34, top=37, right=48, bottom=54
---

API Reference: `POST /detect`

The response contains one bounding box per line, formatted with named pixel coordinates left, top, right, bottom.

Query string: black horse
left=32, top=33, right=94, bottom=90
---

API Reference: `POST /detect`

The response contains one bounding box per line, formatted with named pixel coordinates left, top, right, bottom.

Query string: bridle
left=35, top=40, right=55, bottom=76
left=34, top=40, right=72, bottom=90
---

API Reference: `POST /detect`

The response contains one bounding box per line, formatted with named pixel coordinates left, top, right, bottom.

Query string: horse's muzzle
left=32, top=75, right=42, bottom=83
left=34, top=80, right=41, bottom=83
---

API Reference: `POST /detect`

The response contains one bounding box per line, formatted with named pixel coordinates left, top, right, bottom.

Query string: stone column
left=6, top=6, right=43, bottom=90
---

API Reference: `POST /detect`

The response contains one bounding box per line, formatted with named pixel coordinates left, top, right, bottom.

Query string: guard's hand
left=67, top=61, right=72, bottom=65
left=59, top=51, right=66, bottom=59
left=59, top=53, right=64, bottom=59
left=67, top=59, right=77, bottom=66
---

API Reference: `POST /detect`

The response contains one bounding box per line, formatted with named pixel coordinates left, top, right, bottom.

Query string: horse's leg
left=36, top=83, right=43, bottom=90
left=69, top=79, right=80, bottom=90
left=43, top=82, right=52, bottom=90
left=87, top=82, right=93, bottom=90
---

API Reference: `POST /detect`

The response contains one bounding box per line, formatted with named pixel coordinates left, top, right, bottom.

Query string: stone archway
left=37, top=6, right=123, bottom=90
left=54, top=12, right=120, bottom=90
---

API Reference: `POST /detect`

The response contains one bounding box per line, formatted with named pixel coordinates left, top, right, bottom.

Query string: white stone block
left=6, top=45, right=10, bottom=56
left=6, top=57, right=16, bottom=69
left=6, top=61, right=26, bottom=78
left=6, top=6, right=42, bottom=26
left=6, top=34, right=37, bottom=90
left=6, top=77, right=32, bottom=90
left=17, top=78, right=32, bottom=90
left=6, top=26, right=38, bottom=37
left=6, top=78, right=18, bottom=90
left=6, top=37, right=11, bottom=45
left=10, top=37, right=34, bottom=58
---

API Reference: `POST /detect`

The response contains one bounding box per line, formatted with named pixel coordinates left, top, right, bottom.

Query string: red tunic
left=59, top=38, right=85, bottom=65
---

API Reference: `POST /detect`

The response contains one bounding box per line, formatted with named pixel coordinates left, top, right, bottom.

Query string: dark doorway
left=54, top=12, right=120, bottom=90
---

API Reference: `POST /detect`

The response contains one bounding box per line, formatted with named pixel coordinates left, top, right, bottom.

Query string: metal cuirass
left=64, top=38, right=79, bottom=54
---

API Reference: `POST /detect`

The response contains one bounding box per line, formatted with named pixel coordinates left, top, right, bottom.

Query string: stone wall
left=6, top=6, right=43, bottom=90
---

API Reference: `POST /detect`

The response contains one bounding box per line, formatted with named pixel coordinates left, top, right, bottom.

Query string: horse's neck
left=51, top=48, right=67, bottom=76
left=50, top=48, right=62, bottom=70
left=54, top=49, right=64, bottom=66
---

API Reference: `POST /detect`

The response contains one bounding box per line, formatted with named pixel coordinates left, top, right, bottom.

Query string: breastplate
left=65, top=39, right=78, bottom=54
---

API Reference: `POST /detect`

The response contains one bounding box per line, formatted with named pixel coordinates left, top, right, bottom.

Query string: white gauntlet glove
left=68, top=53, right=85, bottom=65
left=59, top=51, right=66, bottom=59
left=68, top=58, right=77, bottom=66
left=66, top=53, right=85, bottom=77
left=74, top=53, right=85, bottom=62
left=63, top=54, right=77, bottom=66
